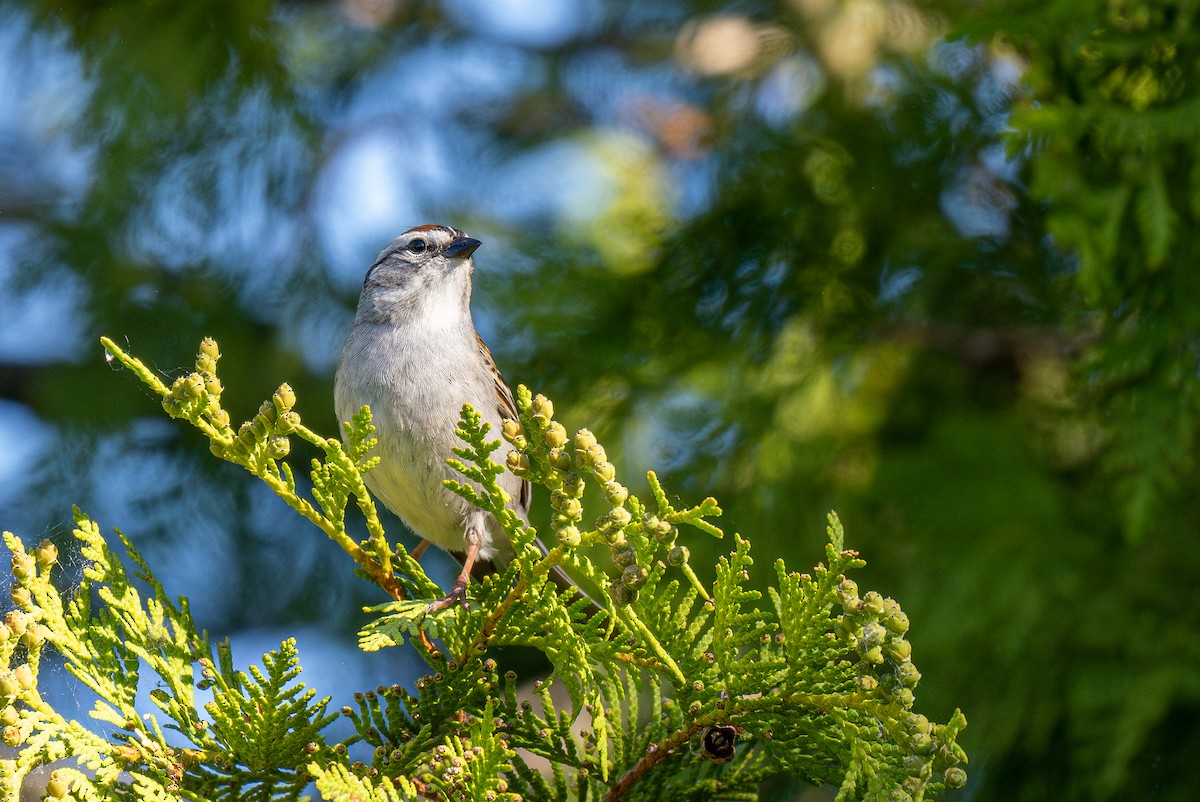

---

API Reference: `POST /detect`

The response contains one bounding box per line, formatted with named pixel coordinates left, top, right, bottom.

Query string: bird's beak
left=445, top=236, right=482, bottom=259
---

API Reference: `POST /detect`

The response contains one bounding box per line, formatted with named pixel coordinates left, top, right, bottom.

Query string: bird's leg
left=424, top=539, right=480, bottom=614
left=410, top=539, right=431, bottom=561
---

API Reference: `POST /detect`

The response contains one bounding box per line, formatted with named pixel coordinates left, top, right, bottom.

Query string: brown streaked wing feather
left=475, top=331, right=530, bottom=513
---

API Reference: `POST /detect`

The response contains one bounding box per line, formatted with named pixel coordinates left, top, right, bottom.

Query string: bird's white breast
left=334, top=320, right=514, bottom=560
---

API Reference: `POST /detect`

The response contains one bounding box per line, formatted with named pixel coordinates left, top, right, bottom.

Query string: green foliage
left=2, top=513, right=333, bottom=802
left=4, top=1, right=1198, bottom=799
left=943, top=0, right=1200, bottom=543
left=0, top=339, right=967, bottom=800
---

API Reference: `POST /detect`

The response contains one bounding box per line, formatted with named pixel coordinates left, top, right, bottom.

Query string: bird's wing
left=475, top=331, right=531, bottom=514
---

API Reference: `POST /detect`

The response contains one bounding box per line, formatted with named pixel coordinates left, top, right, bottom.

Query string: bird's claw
left=424, top=579, right=470, bottom=615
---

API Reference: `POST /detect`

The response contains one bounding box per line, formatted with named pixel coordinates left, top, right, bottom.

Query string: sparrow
left=334, top=224, right=566, bottom=614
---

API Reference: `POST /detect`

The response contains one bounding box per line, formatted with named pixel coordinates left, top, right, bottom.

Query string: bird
left=334, top=224, right=569, bottom=615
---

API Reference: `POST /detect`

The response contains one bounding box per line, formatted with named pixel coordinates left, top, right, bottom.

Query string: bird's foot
left=424, top=578, right=470, bottom=615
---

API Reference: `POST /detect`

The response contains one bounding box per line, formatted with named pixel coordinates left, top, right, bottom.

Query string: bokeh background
left=1, top=0, right=1198, bottom=798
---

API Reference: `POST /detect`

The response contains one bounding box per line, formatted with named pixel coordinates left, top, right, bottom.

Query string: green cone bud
left=199, top=337, right=220, bottom=361
left=9, top=587, right=30, bottom=608
left=236, top=425, right=257, bottom=453
left=276, top=410, right=299, bottom=434
left=611, top=583, right=637, bottom=606
left=862, top=591, right=886, bottom=617
left=10, top=552, right=34, bottom=581
left=268, top=436, right=291, bottom=459
left=896, top=662, right=921, bottom=689
left=505, top=451, right=530, bottom=476
left=861, top=621, right=886, bottom=646
left=622, top=564, right=649, bottom=589
left=593, top=461, right=616, bottom=483
left=257, top=399, right=277, bottom=422
left=0, top=705, right=16, bottom=726
left=501, top=418, right=524, bottom=443
left=544, top=421, right=567, bottom=448
left=884, top=609, right=910, bottom=635
left=903, top=754, right=928, bottom=775
left=613, top=546, right=637, bottom=568
left=205, top=377, right=223, bottom=397
left=581, top=444, right=605, bottom=468
left=196, top=354, right=216, bottom=375
left=2, top=725, right=21, bottom=747
left=608, top=507, right=632, bottom=527
left=666, top=546, right=689, bottom=566
left=944, top=768, right=967, bottom=789
left=183, top=373, right=205, bottom=398
left=22, top=626, right=46, bottom=649
left=562, top=472, right=585, bottom=497
left=886, top=639, right=912, bottom=662
left=602, top=527, right=625, bottom=545
left=530, top=394, right=554, bottom=421
left=548, top=448, right=571, bottom=472
left=12, top=665, right=33, bottom=691
left=574, top=429, right=598, bottom=452
left=4, top=612, right=27, bottom=637
left=557, top=525, right=582, bottom=547
left=45, top=776, right=69, bottom=799
left=603, top=481, right=628, bottom=505
left=907, top=713, right=932, bottom=735
left=273, top=384, right=296, bottom=414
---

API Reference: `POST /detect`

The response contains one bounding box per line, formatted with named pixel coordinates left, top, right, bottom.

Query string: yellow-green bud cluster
left=575, top=430, right=617, bottom=485
left=502, top=387, right=699, bottom=610
left=162, top=339, right=226, bottom=422
left=642, top=514, right=677, bottom=546
left=835, top=578, right=966, bottom=784
left=837, top=580, right=921, bottom=701
left=897, top=711, right=968, bottom=790
left=406, top=736, right=513, bottom=800
left=503, top=391, right=634, bottom=555
left=221, top=384, right=302, bottom=466
left=550, top=468, right=586, bottom=540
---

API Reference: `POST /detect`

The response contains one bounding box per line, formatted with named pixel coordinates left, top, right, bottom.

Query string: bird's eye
left=406, top=238, right=428, bottom=254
